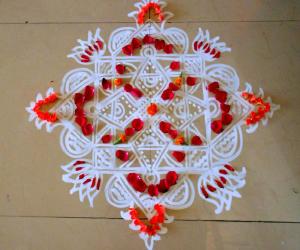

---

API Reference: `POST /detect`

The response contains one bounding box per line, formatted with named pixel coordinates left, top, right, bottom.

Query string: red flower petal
left=161, top=89, right=174, bottom=101
left=215, top=90, right=228, bottom=103
left=84, top=85, right=95, bottom=101
left=74, top=93, right=85, bottom=107
left=116, top=150, right=129, bottom=161
left=124, top=83, right=133, bottom=92
left=207, top=184, right=216, bottom=192
left=157, top=179, right=170, bottom=193
left=122, top=44, right=133, bottom=56
left=116, top=64, right=126, bottom=74
left=186, top=76, right=197, bottom=86
left=193, top=41, right=198, bottom=51
left=133, top=178, right=147, bottom=192
left=131, top=38, right=142, bottom=49
left=130, top=88, right=143, bottom=98
left=170, top=61, right=180, bottom=71
left=201, top=186, right=209, bottom=198
left=215, top=179, right=224, bottom=188
left=221, top=103, right=231, bottom=113
left=159, top=121, right=171, bottom=133
left=191, top=135, right=203, bottom=145
left=168, top=82, right=180, bottom=91
left=143, top=34, right=155, bottom=44
left=148, top=184, right=159, bottom=197
left=211, top=120, right=223, bottom=134
left=125, top=127, right=135, bottom=136
left=101, top=134, right=112, bottom=143
left=96, top=40, right=103, bottom=50
left=102, top=78, right=112, bottom=90
left=75, top=107, right=85, bottom=117
left=219, top=169, right=228, bottom=175
left=82, top=123, right=94, bottom=136
left=168, top=129, right=178, bottom=139
left=213, top=51, right=221, bottom=58
left=220, top=176, right=227, bottom=184
left=164, top=44, right=173, bottom=54
left=207, top=81, right=219, bottom=93
left=221, top=113, right=233, bottom=125
left=172, top=151, right=185, bottom=162
left=166, top=171, right=178, bottom=186
left=132, top=118, right=144, bottom=131
left=154, top=39, right=166, bottom=50
left=75, top=116, right=87, bottom=127
left=224, top=164, right=235, bottom=172
left=127, top=173, right=139, bottom=184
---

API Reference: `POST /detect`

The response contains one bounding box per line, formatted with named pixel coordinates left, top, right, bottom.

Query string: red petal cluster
left=73, top=85, right=95, bottom=136
left=32, top=93, right=58, bottom=123
left=207, top=81, right=233, bottom=134
left=201, top=164, right=235, bottom=198
left=123, top=83, right=143, bottom=99
left=127, top=171, right=179, bottom=196
left=122, top=37, right=142, bottom=56
left=116, top=150, right=129, bottom=161
left=113, top=118, right=144, bottom=145
left=74, top=160, right=101, bottom=190
left=121, top=35, right=174, bottom=56
left=193, top=40, right=221, bottom=59
left=80, top=40, right=104, bottom=63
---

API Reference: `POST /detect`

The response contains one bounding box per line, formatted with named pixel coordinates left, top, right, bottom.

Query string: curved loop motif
left=206, top=64, right=240, bottom=91
left=211, top=126, right=243, bottom=163
left=108, top=27, right=137, bottom=55
left=60, top=68, right=94, bottom=95
left=105, top=175, right=133, bottom=208
left=160, top=176, right=195, bottom=210
left=60, top=127, right=93, bottom=158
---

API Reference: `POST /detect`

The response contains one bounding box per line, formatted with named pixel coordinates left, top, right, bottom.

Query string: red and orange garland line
left=242, top=92, right=271, bottom=125
left=200, top=164, right=235, bottom=198
left=128, top=204, right=166, bottom=236
left=32, top=92, right=58, bottom=123
left=137, top=2, right=164, bottom=25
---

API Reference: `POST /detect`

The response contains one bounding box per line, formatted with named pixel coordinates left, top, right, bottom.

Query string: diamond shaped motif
left=26, top=1, right=279, bottom=250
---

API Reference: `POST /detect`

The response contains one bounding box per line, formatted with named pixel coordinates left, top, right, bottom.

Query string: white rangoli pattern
left=26, top=1, right=279, bottom=249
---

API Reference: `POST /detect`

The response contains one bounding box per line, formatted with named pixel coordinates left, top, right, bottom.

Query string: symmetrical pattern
left=26, top=1, right=279, bottom=249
